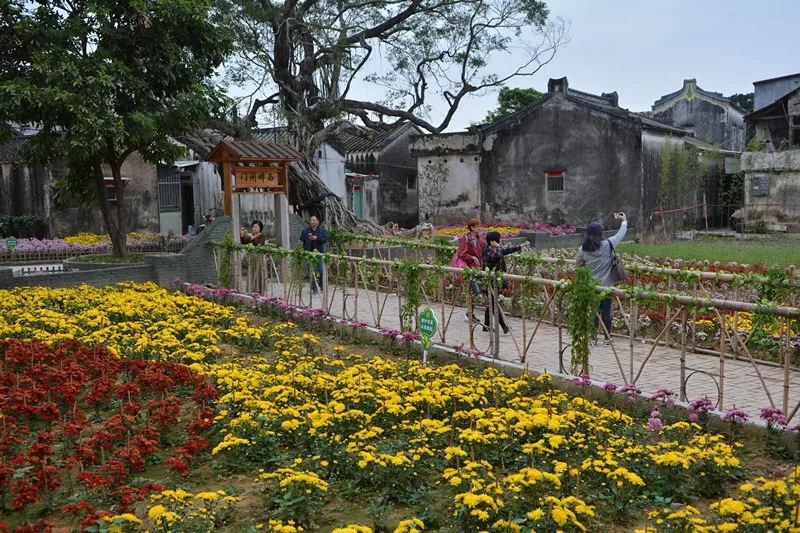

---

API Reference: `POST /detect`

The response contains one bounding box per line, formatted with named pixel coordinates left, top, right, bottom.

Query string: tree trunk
left=93, top=160, right=127, bottom=258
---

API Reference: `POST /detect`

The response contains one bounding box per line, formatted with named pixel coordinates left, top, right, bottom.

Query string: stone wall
left=376, top=129, right=420, bottom=228
left=741, top=151, right=800, bottom=224
left=0, top=216, right=235, bottom=290
left=481, top=93, right=644, bottom=229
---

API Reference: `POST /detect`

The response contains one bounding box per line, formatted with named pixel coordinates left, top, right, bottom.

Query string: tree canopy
left=218, top=0, right=568, bottom=143
left=0, top=0, right=232, bottom=256
left=729, top=92, right=754, bottom=114
left=483, top=86, right=545, bottom=123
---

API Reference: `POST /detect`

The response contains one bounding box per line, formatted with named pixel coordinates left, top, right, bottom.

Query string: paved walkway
left=261, top=280, right=800, bottom=423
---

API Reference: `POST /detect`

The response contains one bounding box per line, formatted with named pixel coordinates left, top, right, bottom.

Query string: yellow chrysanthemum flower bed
left=1, top=282, right=796, bottom=533
left=0, top=282, right=263, bottom=363
left=434, top=225, right=521, bottom=237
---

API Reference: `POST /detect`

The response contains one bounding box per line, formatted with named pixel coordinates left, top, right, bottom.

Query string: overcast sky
left=429, top=0, right=798, bottom=131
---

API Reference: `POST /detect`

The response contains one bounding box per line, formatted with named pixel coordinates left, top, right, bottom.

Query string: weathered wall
left=754, top=75, right=800, bottom=111
left=481, top=94, right=643, bottom=229
left=1, top=152, right=160, bottom=237
left=193, top=162, right=224, bottom=227
left=653, top=98, right=744, bottom=151
left=741, top=151, right=800, bottom=222
left=0, top=164, right=54, bottom=224
left=313, top=143, right=346, bottom=200
left=345, top=177, right=380, bottom=223
left=417, top=154, right=481, bottom=224
left=376, top=130, right=419, bottom=228
left=100, top=152, right=160, bottom=234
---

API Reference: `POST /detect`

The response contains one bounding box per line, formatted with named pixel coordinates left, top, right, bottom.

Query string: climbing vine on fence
left=392, top=259, right=422, bottom=331
left=563, top=268, right=601, bottom=376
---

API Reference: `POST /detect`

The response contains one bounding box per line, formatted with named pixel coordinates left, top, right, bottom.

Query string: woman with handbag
left=451, top=218, right=485, bottom=323
left=575, top=212, right=628, bottom=345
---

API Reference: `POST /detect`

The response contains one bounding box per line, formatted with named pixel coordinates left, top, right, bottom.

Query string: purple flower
left=647, top=409, right=663, bottom=432
left=688, top=397, right=714, bottom=416
left=721, top=408, right=749, bottom=424
left=688, top=413, right=699, bottom=423
left=760, top=407, right=788, bottom=427
left=572, top=375, right=592, bottom=387
left=650, top=388, right=675, bottom=402
left=600, top=382, right=619, bottom=393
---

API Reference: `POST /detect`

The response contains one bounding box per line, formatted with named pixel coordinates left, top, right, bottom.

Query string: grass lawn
left=623, top=235, right=800, bottom=269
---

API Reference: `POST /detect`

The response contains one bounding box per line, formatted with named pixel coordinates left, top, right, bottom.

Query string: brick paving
left=261, top=279, right=800, bottom=423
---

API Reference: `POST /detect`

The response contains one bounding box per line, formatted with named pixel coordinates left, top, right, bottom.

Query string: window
left=407, top=175, right=417, bottom=191
left=546, top=171, right=564, bottom=192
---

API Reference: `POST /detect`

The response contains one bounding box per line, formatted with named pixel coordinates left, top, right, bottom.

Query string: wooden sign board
left=234, top=166, right=280, bottom=188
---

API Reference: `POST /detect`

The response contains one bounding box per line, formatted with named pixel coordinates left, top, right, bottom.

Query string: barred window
left=546, top=171, right=564, bottom=192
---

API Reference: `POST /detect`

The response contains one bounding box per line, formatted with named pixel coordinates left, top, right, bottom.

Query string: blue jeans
left=469, top=279, right=481, bottom=313
left=594, top=298, right=613, bottom=338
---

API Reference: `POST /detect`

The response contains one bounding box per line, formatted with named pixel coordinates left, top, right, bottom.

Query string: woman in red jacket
left=452, top=218, right=485, bottom=323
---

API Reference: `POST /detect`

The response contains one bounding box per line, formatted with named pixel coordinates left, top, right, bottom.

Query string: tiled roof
left=653, top=79, right=731, bottom=108
left=331, top=122, right=415, bottom=154
left=206, top=140, right=304, bottom=162
left=480, top=77, right=685, bottom=136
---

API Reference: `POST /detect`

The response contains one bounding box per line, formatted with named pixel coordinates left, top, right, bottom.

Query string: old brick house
left=739, top=73, right=800, bottom=231
left=325, top=121, right=422, bottom=228
left=0, top=129, right=160, bottom=237
left=411, top=77, right=726, bottom=236
left=651, top=79, right=746, bottom=151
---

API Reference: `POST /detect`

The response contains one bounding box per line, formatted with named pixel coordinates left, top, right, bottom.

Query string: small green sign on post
left=5, top=237, right=17, bottom=250
left=418, top=307, right=438, bottom=366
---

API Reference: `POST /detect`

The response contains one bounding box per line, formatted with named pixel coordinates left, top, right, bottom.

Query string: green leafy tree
left=0, top=0, right=232, bottom=256
left=729, top=92, right=754, bottom=114
left=208, top=0, right=569, bottom=229
left=483, top=86, right=544, bottom=123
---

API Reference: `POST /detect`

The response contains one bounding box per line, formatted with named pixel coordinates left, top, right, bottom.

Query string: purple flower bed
left=0, top=233, right=193, bottom=254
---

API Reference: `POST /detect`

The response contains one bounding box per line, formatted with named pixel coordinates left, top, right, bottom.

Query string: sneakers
left=464, top=313, right=481, bottom=323
left=589, top=340, right=597, bottom=347
left=603, top=339, right=611, bottom=346
left=502, top=326, right=510, bottom=334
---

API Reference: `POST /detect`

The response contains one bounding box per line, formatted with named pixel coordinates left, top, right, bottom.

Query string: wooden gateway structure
left=206, top=140, right=304, bottom=247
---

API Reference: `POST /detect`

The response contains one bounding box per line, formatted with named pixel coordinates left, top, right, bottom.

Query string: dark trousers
left=305, top=259, right=323, bottom=293
left=484, top=290, right=507, bottom=331
left=594, top=298, right=613, bottom=338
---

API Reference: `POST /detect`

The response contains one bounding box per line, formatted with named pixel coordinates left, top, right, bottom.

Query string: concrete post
left=274, top=194, right=290, bottom=248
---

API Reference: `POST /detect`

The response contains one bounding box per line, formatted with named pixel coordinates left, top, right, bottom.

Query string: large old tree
left=0, top=0, right=232, bottom=256
left=200, top=0, right=568, bottom=230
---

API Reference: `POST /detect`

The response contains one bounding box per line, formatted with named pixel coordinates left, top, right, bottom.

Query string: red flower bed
left=0, top=339, right=219, bottom=532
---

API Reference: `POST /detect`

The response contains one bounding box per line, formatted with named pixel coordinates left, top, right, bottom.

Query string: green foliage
left=392, top=259, right=423, bottom=331
left=658, top=138, right=704, bottom=209
left=563, top=268, right=601, bottom=375
left=729, top=92, right=754, bottom=113
left=623, top=237, right=800, bottom=269
left=483, top=86, right=545, bottom=123
left=0, top=215, right=46, bottom=238
left=0, top=0, right=233, bottom=256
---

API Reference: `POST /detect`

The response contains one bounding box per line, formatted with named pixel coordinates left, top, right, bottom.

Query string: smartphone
left=613, top=213, right=620, bottom=219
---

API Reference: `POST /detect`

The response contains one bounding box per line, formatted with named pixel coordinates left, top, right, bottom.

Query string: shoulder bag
left=608, top=242, right=627, bottom=283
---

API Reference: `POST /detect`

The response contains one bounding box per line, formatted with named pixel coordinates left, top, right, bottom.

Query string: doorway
left=353, top=186, right=363, bottom=218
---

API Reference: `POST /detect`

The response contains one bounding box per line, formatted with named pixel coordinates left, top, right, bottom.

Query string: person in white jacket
left=575, top=212, right=628, bottom=344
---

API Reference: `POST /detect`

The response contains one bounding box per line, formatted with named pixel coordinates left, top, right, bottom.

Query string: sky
left=420, top=0, right=798, bottom=131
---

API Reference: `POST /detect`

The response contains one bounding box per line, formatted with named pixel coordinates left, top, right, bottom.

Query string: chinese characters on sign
left=418, top=307, right=438, bottom=366
left=233, top=166, right=281, bottom=189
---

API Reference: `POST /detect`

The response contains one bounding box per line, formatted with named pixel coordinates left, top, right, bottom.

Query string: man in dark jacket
left=298, top=216, right=327, bottom=294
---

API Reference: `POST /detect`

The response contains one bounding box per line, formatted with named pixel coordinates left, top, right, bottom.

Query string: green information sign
left=5, top=237, right=17, bottom=250
left=418, top=307, right=438, bottom=365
